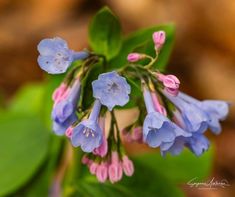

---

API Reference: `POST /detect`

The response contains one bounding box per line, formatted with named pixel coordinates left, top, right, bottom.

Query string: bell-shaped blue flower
left=164, top=91, right=208, bottom=133
left=143, top=88, right=191, bottom=148
left=71, top=99, right=103, bottom=152
left=92, top=71, right=131, bottom=111
left=53, top=113, right=77, bottom=135
left=52, top=79, right=81, bottom=135
left=161, top=133, right=210, bottom=156
left=37, top=37, right=88, bottom=74
left=186, top=133, right=210, bottom=156
left=160, top=137, right=185, bottom=156
left=179, top=92, right=229, bottom=134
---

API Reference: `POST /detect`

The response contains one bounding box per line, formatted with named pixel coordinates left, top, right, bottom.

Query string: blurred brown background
left=0, top=0, right=235, bottom=196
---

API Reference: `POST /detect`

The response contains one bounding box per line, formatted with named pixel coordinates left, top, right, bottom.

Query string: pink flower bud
left=127, top=53, right=143, bottom=62
left=163, top=75, right=180, bottom=89
left=131, top=127, right=143, bottom=143
left=157, top=73, right=180, bottom=89
left=65, top=126, right=73, bottom=138
left=89, top=162, right=98, bottom=175
left=122, top=156, right=134, bottom=176
left=152, top=31, right=166, bottom=49
left=96, top=162, right=108, bottom=183
left=108, top=163, right=123, bottom=183
left=108, top=151, right=123, bottom=183
left=156, top=73, right=180, bottom=96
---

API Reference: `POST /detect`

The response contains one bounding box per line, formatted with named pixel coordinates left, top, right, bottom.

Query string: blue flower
left=143, top=87, right=191, bottom=148
left=71, top=99, right=103, bottom=152
left=92, top=71, right=131, bottom=111
left=164, top=91, right=208, bottom=133
left=160, top=137, right=185, bottom=156
left=37, top=37, right=88, bottom=74
left=186, top=133, right=210, bottom=156
left=179, top=92, right=229, bottom=134
left=53, top=113, right=77, bottom=135
left=52, top=79, right=81, bottom=135
left=161, top=133, right=210, bottom=156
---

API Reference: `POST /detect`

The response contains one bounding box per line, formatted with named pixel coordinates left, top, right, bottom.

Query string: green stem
left=144, top=53, right=158, bottom=69
left=111, top=111, right=121, bottom=152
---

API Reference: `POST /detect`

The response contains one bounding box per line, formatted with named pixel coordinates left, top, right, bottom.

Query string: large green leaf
left=19, top=136, right=64, bottom=197
left=134, top=147, right=213, bottom=184
left=0, top=113, right=50, bottom=196
left=109, top=24, right=175, bottom=71
left=89, top=7, right=122, bottom=60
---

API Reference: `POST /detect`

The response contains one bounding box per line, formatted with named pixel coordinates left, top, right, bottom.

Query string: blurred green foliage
left=0, top=7, right=213, bottom=197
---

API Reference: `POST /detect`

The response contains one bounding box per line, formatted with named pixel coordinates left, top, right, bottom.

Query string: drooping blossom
left=164, top=90, right=209, bottom=134
left=51, top=79, right=81, bottom=135
left=178, top=92, right=229, bottom=134
left=71, top=99, right=103, bottom=152
left=143, top=87, right=191, bottom=148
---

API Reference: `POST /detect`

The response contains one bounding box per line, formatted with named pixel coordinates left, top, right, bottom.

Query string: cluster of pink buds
left=82, top=151, right=134, bottom=183
left=127, top=31, right=166, bottom=64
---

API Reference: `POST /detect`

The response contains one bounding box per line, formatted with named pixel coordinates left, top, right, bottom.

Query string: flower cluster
left=82, top=151, right=134, bottom=183
left=37, top=30, right=229, bottom=183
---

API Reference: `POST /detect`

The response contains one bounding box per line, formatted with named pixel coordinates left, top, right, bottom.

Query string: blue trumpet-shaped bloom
left=92, top=71, right=131, bottom=111
left=179, top=92, right=229, bottom=134
left=161, top=133, right=210, bottom=156
left=71, top=99, right=103, bottom=152
left=164, top=91, right=209, bottom=133
left=52, top=79, right=81, bottom=135
left=53, top=113, right=77, bottom=135
left=37, top=37, right=88, bottom=74
left=186, top=133, right=210, bottom=156
left=143, top=88, right=191, bottom=148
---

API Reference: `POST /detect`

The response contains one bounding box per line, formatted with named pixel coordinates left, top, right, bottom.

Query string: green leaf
left=109, top=24, right=175, bottom=71
left=0, top=113, right=50, bottom=196
left=134, top=147, right=213, bottom=184
left=89, top=7, right=122, bottom=60
left=19, top=136, right=64, bottom=197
